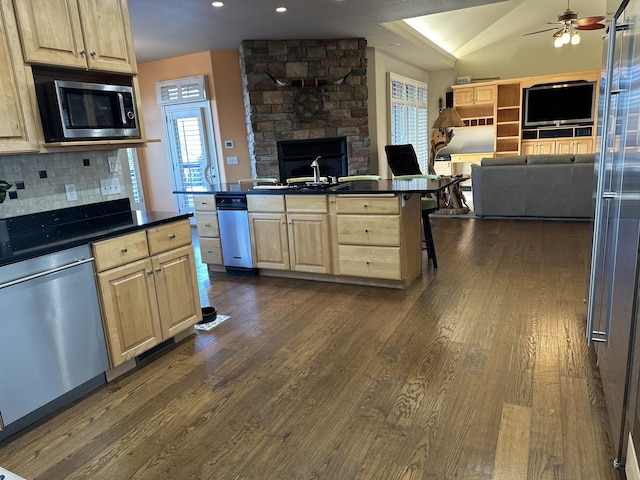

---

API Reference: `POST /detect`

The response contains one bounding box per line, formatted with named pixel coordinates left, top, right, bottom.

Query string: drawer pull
left=121, top=248, right=128, bottom=253
left=168, top=234, right=176, bottom=239
left=365, top=229, right=369, bottom=233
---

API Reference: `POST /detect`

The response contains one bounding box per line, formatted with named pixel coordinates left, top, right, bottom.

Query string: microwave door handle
left=117, top=93, right=127, bottom=126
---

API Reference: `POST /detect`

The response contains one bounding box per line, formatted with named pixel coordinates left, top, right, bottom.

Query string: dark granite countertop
left=0, top=199, right=191, bottom=268
left=173, top=177, right=463, bottom=196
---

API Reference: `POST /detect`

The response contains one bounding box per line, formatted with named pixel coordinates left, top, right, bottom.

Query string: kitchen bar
left=178, top=177, right=460, bottom=289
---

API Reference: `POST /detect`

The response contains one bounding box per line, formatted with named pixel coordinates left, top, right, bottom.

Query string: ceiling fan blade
left=576, top=22, right=606, bottom=30
left=576, top=15, right=605, bottom=26
left=523, top=27, right=560, bottom=36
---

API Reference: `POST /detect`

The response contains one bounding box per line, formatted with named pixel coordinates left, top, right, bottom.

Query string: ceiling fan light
left=571, top=33, right=581, bottom=45
left=554, top=37, right=564, bottom=48
left=562, top=31, right=571, bottom=44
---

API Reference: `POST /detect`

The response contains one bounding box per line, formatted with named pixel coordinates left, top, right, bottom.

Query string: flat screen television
left=523, top=81, right=597, bottom=128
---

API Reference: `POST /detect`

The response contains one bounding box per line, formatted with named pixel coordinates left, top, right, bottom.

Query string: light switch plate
left=65, top=184, right=77, bottom=201
left=100, top=178, right=121, bottom=196
left=108, top=156, right=118, bottom=173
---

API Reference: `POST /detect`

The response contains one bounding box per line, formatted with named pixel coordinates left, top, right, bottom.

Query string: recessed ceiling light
left=211, top=1, right=224, bottom=6
left=276, top=6, right=287, bottom=13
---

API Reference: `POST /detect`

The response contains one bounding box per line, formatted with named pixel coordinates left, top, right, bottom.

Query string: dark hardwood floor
left=0, top=218, right=617, bottom=479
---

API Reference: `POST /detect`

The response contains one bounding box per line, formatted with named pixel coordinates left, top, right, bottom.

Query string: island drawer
left=336, top=215, right=401, bottom=246
left=338, top=245, right=401, bottom=280
left=286, top=195, right=327, bottom=213
left=336, top=196, right=400, bottom=215
left=92, top=231, right=149, bottom=272
left=147, top=219, right=192, bottom=255
left=194, top=195, right=217, bottom=212
left=195, top=212, right=219, bottom=237
left=199, top=237, right=223, bottom=265
left=247, top=194, right=285, bottom=213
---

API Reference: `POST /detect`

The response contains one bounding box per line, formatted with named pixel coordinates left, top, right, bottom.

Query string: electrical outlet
left=108, top=156, right=118, bottom=173
left=65, top=184, right=77, bottom=201
left=226, top=156, right=238, bottom=165
left=100, top=178, right=121, bottom=196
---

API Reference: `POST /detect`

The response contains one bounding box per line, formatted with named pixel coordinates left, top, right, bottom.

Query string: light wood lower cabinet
left=287, top=212, right=331, bottom=273
left=92, top=219, right=201, bottom=367
left=336, top=196, right=410, bottom=281
left=194, top=195, right=223, bottom=266
left=248, top=194, right=331, bottom=274
left=521, top=138, right=593, bottom=155
left=249, top=212, right=289, bottom=270
left=332, top=194, right=421, bottom=284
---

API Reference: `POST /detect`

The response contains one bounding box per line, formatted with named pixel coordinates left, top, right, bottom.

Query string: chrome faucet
left=311, top=156, right=321, bottom=183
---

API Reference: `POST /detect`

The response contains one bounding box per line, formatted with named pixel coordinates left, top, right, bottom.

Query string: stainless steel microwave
left=36, top=80, right=140, bottom=142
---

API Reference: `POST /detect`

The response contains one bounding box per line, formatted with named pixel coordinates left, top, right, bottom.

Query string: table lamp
left=429, top=107, right=464, bottom=175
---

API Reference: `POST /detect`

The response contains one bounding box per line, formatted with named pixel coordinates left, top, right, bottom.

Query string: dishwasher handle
left=0, top=257, right=95, bottom=290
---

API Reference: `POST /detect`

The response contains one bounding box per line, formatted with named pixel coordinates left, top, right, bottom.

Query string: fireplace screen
left=277, top=137, right=348, bottom=181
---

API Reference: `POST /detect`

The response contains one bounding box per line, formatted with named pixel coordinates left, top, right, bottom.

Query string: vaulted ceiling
left=128, top=0, right=608, bottom=71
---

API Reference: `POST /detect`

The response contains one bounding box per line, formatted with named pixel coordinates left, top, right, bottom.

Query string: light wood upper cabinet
left=13, top=0, right=137, bottom=73
left=0, top=0, right=39, bottom=153
left=454, top=85, right=496, bottom=106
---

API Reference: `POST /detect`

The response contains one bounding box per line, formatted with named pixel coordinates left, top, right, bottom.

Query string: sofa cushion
left=481, top=156, right=527, bottom=166
left=574, top=153, right=596, bottom=163
left=526, top=154, right=574, bottom=165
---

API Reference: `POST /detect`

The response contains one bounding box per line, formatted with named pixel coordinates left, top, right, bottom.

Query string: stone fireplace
left=239, top=38, right=370, bottom=181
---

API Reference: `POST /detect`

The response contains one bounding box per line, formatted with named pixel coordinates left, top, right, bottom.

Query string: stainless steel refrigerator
left=587, top=0, right=640, bottom=473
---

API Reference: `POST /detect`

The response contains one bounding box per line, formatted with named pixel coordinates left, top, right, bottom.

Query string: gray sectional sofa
left=470, top=153, right=596, bottom=218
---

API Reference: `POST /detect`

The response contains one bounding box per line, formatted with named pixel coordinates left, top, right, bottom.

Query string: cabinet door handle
left=147, top=270, right=153, bottom=275
left=168, top=234, right=176, bottom=239
left=204, top=223, right=211, bottom=227
left=121, top=248, right=128, bottom=253
left=79, top=49, right=86, bottom=56
left=90, top=51, right=96, bottom=57
left=155, top=267, right=162, bottom=272
left=364, top=229, right=369, bottom=233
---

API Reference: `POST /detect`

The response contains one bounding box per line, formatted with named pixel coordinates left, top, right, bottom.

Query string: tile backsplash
left=0, top=149, right=134, bottom=218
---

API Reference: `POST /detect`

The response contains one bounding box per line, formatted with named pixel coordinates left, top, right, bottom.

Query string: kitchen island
left=178, top=177, right=457, bottom=289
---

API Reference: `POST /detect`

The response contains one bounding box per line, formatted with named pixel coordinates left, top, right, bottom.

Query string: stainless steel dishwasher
left=216, top=194, right=254, bottom=271
left=0, top=244, right=109, bottom=433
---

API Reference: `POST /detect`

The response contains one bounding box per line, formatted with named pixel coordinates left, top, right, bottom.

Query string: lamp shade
left=432, top=107, right=465, bottom=129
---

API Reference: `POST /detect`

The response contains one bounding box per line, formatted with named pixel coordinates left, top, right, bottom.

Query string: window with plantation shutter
left=156, top=76, right=208, bottom=105
left=388, top=73, right=429, bottom=173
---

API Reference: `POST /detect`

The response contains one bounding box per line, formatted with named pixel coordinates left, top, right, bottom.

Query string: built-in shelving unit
left=494, top=83, right=521, bottom=156
left=450, top=70, right=600, bottom=157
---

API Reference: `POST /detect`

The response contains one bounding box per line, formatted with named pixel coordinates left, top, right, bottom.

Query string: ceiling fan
left=523, top=0, right=605, bottom=47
